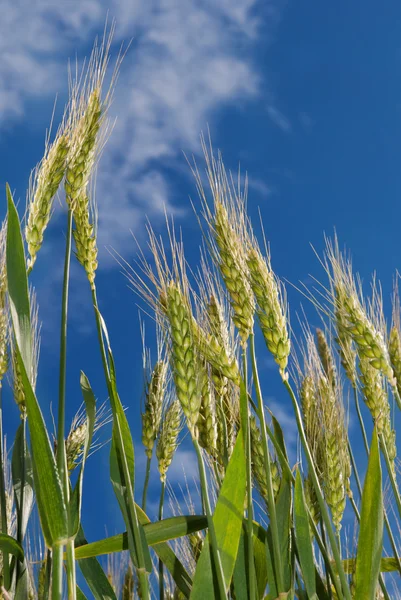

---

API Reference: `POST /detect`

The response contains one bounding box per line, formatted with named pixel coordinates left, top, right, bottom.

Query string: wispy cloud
left=1, top=0, right=283, bottom=263
left=267, top=105, right=291, bottom=133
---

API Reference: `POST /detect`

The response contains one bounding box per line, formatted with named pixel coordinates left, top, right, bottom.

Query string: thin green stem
left=283, top=379, right=352, bottom=600
left=353, top=386, right=369, bottom=453
left=57, top=208, right=73, bottom=485
left=249, top=333, right=284, bottom=594
left=142, top=456, right=152, bottom=512
left=91, top=285, right=150, bottom=598
left=309, top=518, right=342, bottom=599
left=158, top=480, right=165, bottom=600
left=212, top=462, right=222, bottom=488
left=0, top=385, right=9, bottom=589
left=319, top=522, right=333, bottom=600
left=57, top=209, right=74, bottom=599
left=215, top=395, right=229, bottom=469
left=380, top=436, right=401, bottom=518
left=44, top=549, right=52, bottom=600
left=241, top=344, right=256, bottom=600
left=193, top=438, right=227, bottom=599
left=51, top=544, right=64, bottom=600
left=16, top=414, right=27, bottom=586
left=391, top=384, right=401, bottom=411
left=66, top=541, right=76, bottom=600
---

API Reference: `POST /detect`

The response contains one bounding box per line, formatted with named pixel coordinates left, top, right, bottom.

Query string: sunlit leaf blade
left=353, top=428, right=383, bottom=600
left=76, top=587, right=88, bottom=600
left=342, top=556, right=401, bottom=573
left=294, top=469, right=317, bottom=600
left=12, top=422, right=34, bottom=541
left=75, top=515, right=207, bottom=559
left=190, top=429, right=247, bottom=598
left=14, top=565, right=29, bottom=600
left=0, top=534, right=24, bottom=562
left=232, top=529, right=248, bottom=600
left=76, top=526, right=117, bottom=600
left=76, top=511, right=197, bottom=598
left=253, top=523, right=268, bottom=599
left=266, top=470, right=293, bottom=599
left=69, top=371, right=96, bottom=538
left=96, top=309, right=152, bottom=574
left=6, top=186, right=68, bottom=546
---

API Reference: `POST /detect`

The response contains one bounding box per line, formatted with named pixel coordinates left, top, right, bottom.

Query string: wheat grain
left=196, top=360, right=217, bottom=457
left=192, top=140, right=255, bottom=343
left=247, top=246, right=290, bottom=376
left=142, top=360, right=167, bottom=459
left=10, top=289, right=40, bottom=412
left=25, top=131, right=69, bottom=270
left=326, top=239, right=393, bottom=382
left=316, top=328, right=336, bottom=388
left=156, top=399, right=181, bottom=483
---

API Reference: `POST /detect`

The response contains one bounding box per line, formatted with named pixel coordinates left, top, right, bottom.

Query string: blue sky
left=1, top=0, right=401, bottom=591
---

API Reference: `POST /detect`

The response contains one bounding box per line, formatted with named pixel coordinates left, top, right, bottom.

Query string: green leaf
left=75, top=513, right=194, bottom=597
left=69, top=372, right=96, bottom=538
left=353, top=428, right=383, bottom=600
left=266, top=471, right=293, bottom=599
left=263, top=414, right=293, bottom=484
left=342, top=556, right=401, bottom=574
left=232, top=528, right=248, bottom=600
left=14, top=564, right=29, bottom=600
left=233, top=522, right=269, bottom=600
left=76, top=526, right=117, bottom=600
left=75, top=515, right=207, bottom=559
left=253, top=523, right=268, bottom=599
left=294, top=469, right=317, bottom=600
left=97, top=310, right=152, bottom=574
left=12, top=422, right=34, bottom=541
left=76, top=587, right=88, bottom=600
left=190, top=429, right=247, bottom=598
left=0, top=534, right=24, bottom=562
left=6, top=186, right=68, bottom=547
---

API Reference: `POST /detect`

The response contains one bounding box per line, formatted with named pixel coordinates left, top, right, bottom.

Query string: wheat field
left=0, top=29, right=400, bottom=600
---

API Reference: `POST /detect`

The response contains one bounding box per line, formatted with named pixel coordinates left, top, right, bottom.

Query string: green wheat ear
left=156, top=399, right=181, bottom=483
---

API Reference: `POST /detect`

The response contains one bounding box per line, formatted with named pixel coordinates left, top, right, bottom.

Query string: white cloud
left=2, top=0, right=283, bottom=266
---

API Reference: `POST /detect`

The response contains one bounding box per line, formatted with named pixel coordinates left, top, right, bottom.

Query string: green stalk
left=352, top=388, right=401, bottom=573
left=309, top=518, right=342, bottom=598
left=283, top=379, right=352, bottom=600
left=353, top=387, right=369, bottom=452
left=193, top=438, right=227, bottom=599
left=319, top=522, right=333, bottom=600
left=158, top=480, right=165, bottom=600
left=241, top=344, right=256, bottom=600
left=380, top=436, right=401, bottom=519
left=391, top=384, right=401, bottom=411
left=0, top=385, right=9, bottom=589
left=215, top=396, right=229, bottom=469
left=43, top=549, right=52, bottom=600
left=249, top=333, right=284, bottom=593
left=16, top=415, right=27, bottom=585
left=52, top=544, right=64, bottom=600
left=66, top=541, right=76, bottom=599
left=142, top=456, right=152, bottom=512
left=91, top=285, right=150, bottom=598
left=57, top=209, right=74, bottom=599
